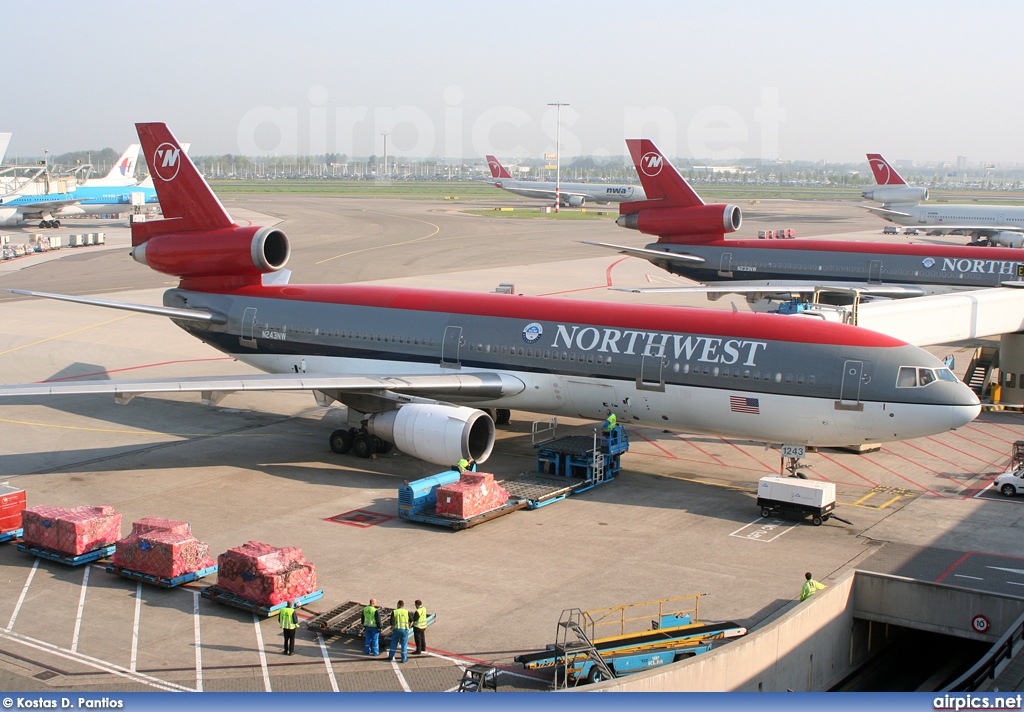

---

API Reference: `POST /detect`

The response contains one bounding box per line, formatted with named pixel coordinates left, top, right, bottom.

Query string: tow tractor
left=398, top=420, right=627, bottom=530
left=515, top=595, right=747, bottom=687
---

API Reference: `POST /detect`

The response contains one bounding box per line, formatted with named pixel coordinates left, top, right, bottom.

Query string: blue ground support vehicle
left=516, top=595, right=747, bottom=687
left=0, top=528, right=22, bottom=544
left=398, top=423, right=627, bottom=529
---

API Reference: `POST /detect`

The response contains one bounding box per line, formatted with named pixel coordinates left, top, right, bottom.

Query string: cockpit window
left=897, top=366, right=917, bottom=388
left=897, top=366, right=949, bottom=388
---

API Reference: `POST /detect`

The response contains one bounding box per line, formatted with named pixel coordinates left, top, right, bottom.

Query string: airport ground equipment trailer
left=757, top=475, right=836, bottom=525
left=16, top=542, right=115, bottom=566
left=398, top=424, right=626, bottom=530
left=516, top=595, right=747, bottom=687
left=105, top=563, right=218, bottom=589
left=200, top=585, right=324, bottom=617
left=0, top=529, right=22, bottom=544
left=304, top=600, right=435, bottom=645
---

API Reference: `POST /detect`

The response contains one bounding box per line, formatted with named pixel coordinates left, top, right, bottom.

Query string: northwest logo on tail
left=640, top=152, right=663, bottom=177
left=152, top=143, right=181, bottom=182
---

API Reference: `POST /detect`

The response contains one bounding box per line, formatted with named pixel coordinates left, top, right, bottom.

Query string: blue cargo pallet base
left=398, top=424, right=626, bottom=529
left=16, top=542, right=115, bottom=566
left=0, top=528, right=23, bottom=544
left=106, top=563, right=218, bottom=589
left=200, top=585, right=324, bottom=616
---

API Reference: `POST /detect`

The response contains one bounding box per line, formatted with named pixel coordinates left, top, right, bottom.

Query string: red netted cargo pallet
left=0, top=484, right=27, bottom=534
left=436, top=472, right=510, bottom=519
left=21, top=505, right=121, bottom=555
left=216, top=541, right=317, bottom=607
left=113, top=518, right=215, bottom=578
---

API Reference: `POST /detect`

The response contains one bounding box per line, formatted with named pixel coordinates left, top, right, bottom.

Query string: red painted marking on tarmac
left=861, top=454, right=941, bottom=497
left=898, top=440, right=992, bottom=477
left=880, top=447, right=966, bottom=488
left=944, top=429, right=1007, bottom=457
left=425, top=646, right=548, bottom=679
left=814, top=451, right=877, bottom=487
left=962, top=423, right=1019, bottom=447
left=935, top=551, right=974, bottom=582
left=536, top=257, right=629, bottom=296
left=715, top=436, right=776, bottom=473
left=628, top=429, right=679, bottom=459
left=924, top=436, right=1004, bottom=468
left=37, top=357, right=235, bottom=383
left=973, top=419, right=1024, bottom=439
left=668, top=433, right=729, bottom=468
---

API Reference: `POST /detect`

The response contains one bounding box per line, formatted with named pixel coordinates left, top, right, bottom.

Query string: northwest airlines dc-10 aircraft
left=486, top=155, right=646, bottom=207
left=0, top=124, right=979, bottom=466
left=585, top=140, right=1024, bottom=300
left=864, top=153, right=1024, bottom=248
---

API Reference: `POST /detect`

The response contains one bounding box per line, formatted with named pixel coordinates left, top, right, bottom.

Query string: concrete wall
left=854, top=573, right=1024, bottom=642
left=585, top=570, right=1024, bottom=692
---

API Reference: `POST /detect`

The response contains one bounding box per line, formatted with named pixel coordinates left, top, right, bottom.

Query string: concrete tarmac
left=1, top=196, right=1022, bottom=693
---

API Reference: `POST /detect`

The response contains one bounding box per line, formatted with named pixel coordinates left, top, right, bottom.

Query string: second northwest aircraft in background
left=486, top=155, right=646, bottom=207
left=864, top=153, right=1024, bottom=247
left=585, top=140, right=1024, bottom=300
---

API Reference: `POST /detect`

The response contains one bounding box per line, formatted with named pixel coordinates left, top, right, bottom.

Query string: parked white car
left=995, top=468, right=1024, bottom=497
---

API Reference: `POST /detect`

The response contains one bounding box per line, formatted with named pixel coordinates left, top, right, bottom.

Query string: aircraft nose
left=950, top=402, right=981, bottom=430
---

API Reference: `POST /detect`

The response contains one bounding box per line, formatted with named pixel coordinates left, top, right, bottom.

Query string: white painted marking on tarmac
left=130, top=581, right=142, bottom=672
left=317, top=632, right=340, bottom=692
left=729, top=517, right=800, bottom=542
left=253, top=612, right=272, bottom=692
left=0, top=627, right=191, bottom=691
left=954, top=574, right=984, bottom=580
left=70, top=565, right=91, bottom=652
left=193, top=591, right=203, bottom=692
left=1006, top=581, right=1024, bottom=587
left=987, top=565, right=1024, bottom=576
left=972, top=484, right=995, bottom=499
left=6, top=558, right=39, bottom=631
left=391, top=658, right=412, bottom=692
left=425, top=650, right=540, bottom=682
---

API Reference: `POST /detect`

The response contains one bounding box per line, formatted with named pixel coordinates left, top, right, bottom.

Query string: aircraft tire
left=353, top=432, right=376, bottom=459
left=495, top=408, right=511, bottom=425
left=329, top=429, right=353, bottom=454
left=39, top=221, right=49, bottom=229
left=52, top=220, right=60, bottom=228
left=373, top=436, right=393, bottom=454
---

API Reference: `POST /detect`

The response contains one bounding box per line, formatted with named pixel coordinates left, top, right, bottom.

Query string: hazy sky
left=6, top=0, right=1022, bottom=164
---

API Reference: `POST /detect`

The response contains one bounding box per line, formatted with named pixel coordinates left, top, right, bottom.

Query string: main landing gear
left=329, top=428, right=393, bottom=459
left=482, top=408, right=512, bottom=426
left=38, top=219, right=60, bottom=229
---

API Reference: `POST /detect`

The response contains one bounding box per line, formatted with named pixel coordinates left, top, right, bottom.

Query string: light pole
left=380, top=130, right=389, bottom=177
left=548, top=102, right=569, bottom=213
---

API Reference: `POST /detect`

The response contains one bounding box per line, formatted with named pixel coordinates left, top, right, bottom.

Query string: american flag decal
left=730, top=396, right=760, bottom=414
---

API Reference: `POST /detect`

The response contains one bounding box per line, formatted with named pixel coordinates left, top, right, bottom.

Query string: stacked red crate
left=216, top=541, right=317, bottom=606
left=0, top=485, right=26, bottom=534
left=21, top=505, right=121, bottom=555
left=113, top=517, right=215, bottom=578
left=435, top=472, right=509, bottom=519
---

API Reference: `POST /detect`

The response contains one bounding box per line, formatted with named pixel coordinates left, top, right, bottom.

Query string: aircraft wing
left=864, top=205, right=913, bottom=218
left=4, top=289, right=226, bottom=323
left=0, top=371, right=526, bottom=403
left=578, top=240, right=705, bottom=264
left=611, top=282, right=927, bottom=298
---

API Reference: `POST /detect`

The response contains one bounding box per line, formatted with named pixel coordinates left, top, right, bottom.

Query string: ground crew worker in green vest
left=410, top=599, right=428, bottom=655
left=279, top=601, right=299, bottom=655
left=602, top=409, right=617, bottom=433
left=800, top=572, right=826, bottom=601
left=456, top=457, right=474, bottom=474
left=363, top=598, right=382, bottom=656
left=388, top=600, right=412, bottom=663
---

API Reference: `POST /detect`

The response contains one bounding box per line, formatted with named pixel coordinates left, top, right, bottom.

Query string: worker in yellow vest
left=387, top=599, right=411, bottom=663
left=602, top=409, right=617, bottom=433
left=411, top=599, right=428, bottom=655
left=363, top=598, right=382, bottom=656
left=278, top=601, right=299, bottom=656
left=800, top=572, right=826, bottom=601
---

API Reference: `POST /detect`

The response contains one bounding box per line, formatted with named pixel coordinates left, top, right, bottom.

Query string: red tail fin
left=866, top=154, right=907, bottom=186
left=133, top=123, right=235, bottom=245
left=625, top=139, right=704, bottom=208
left=485, top=155, right=513, bottom=179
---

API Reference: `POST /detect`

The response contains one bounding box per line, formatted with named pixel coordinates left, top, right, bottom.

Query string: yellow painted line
left=878, top=496, right=902, bottom=509
left=852, top=492, right=877, bottom=506
left=0, top=313, right=136, bottom=357
left=315, top=210, right=441, bottom=264
left=0, top=417, right=265, bottom=438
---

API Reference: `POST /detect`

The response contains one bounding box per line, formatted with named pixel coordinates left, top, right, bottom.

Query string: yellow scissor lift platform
left=516, top=594, right=748, bottom=687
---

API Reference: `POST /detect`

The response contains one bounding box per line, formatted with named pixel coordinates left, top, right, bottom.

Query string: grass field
left=207, top=179, right=1024, bottom=205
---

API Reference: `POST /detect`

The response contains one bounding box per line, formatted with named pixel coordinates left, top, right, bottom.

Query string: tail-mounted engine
left=616, top=203, right=741, bottom=244
left=131, top=226, right=290, bottom=283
